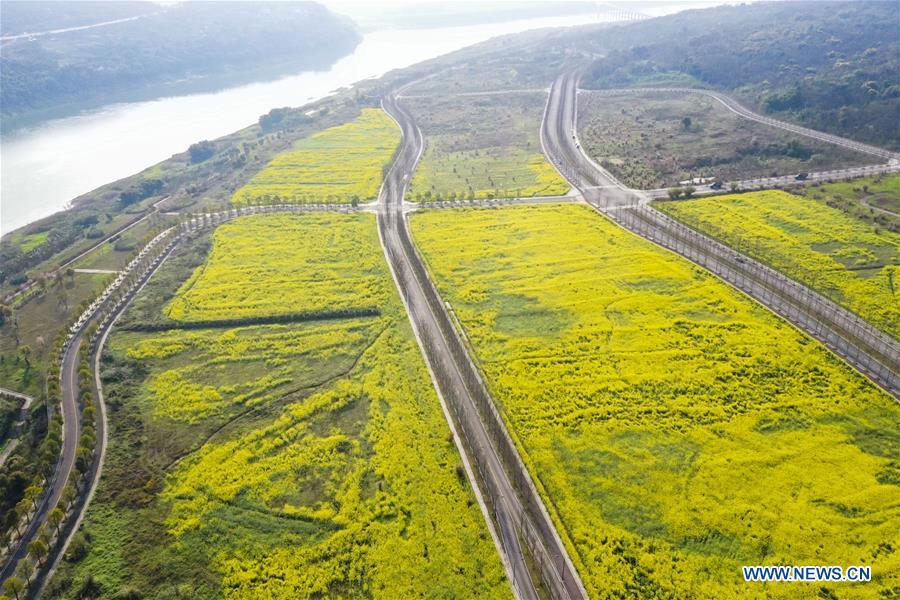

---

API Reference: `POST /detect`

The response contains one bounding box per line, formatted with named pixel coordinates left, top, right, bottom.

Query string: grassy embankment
left=405, top=93, right=568, bottom=201
left=577, top=91, right=878, bottom=189
left=232, top=108, right=400, bottom=205
left=50, top=213, right=508, bottom=599
left=0, top=215, right=166, bottom=397
left=795, top=174, right=900, bottom=232
left=657, top=188, right=898, bottom=338
left=411, top=203, right=898, bottom=599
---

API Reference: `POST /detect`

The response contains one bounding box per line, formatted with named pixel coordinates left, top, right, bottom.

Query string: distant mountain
left=0, top=0, right=154, bottom=36
left=0, top=1, right=361, bottom=125
left=346, top=1, right=597, bottom=30
left=579, top=1, right=900, bottom=149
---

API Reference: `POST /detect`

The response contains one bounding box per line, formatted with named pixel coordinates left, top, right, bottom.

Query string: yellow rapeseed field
left=232, top=108, right=400, bottom=205
left=165, top=213, right=391, bottom=321
left=658, top=189, right=899, bottom=338
left=411, top=204, right=898, bottom=599
left=75, top=213, right=508, bottom=598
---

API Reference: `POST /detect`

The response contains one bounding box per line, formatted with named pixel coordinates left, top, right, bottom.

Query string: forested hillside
left=0, top=1, right=360, bottom=122
left=580, top=1, right=899, bottom=149
left=0, top=1, right=152, bottom=35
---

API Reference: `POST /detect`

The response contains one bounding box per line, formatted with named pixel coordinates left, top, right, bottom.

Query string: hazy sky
left=321, top=0, right=740, bottom=23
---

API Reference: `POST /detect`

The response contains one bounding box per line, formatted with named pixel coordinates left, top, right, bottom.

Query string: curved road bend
left=542, top=71, right=899, bottom=397
left=25, top=205, right=368, bottom=593
left=577, top=87, right=900, bottom=199
left=2, top=229, right=179, bottom=587
left=0, top=339, right=80, bottom=583
left=585, top=87, right=900, bottom=162
left=3, top=194, right=171, bottom=307
left=36, top=239, right=187, bottom=596
left=378, top=94, right=586, bottom=599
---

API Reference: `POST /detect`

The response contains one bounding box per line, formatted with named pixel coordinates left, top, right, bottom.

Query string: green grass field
left=232, top=108, right=400, bottom=205
left=16, top=231, right=50, bottom=253
left=405, top=93, right=568, bottom=200
left=657, top=189, right=899, bottom=338
left=0, top=271, right=112, bottom=396
left=51, top=213, right=508, bottom=599
left=797, top=174, right=900, bottom=232
left=410, top=204, right=898, bottom=599
left=578, top=91, right=877, bottom=189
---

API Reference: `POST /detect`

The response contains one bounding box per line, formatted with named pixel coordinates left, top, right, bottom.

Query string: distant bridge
left=594, top=2, right=650, bottom=23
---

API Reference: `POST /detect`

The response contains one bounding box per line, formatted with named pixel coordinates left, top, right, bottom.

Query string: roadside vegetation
left=0, top=396, right=19, bottom=448
left=405, top=93, right=568, bottom=201
left=410, top=204, right=898, bottom=598
left=657, top=189, right=899, bottom=338
left=581, top=1, right=899, bottom=150
left=795, top=174, right=900, bottom=233
left=577, top=91, right=876, bottom=189
left=49, top=213, right=508, bottom=598
left=0, top=94, right=364, bottom=298
left=0, top=272, right=111, bottom=397
left=232, top=109, right=400, bottom=206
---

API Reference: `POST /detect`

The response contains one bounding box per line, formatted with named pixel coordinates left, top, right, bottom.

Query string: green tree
left=681, top=116, right=692, bottom=130
left=15, top=559, right=33, bottom=584
left=15, top=500, right=31, bottom=533
left=2, top=577, right=25, bottom=600
left=49, top=507, right=65, bottom=536
left=24, top=484, right=42, bottom=510
left=18, top=346, right=32, bottom=368
left=27, top=539, right=48, bottom=567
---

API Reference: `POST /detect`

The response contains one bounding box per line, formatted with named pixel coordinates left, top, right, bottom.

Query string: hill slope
left=0, top=1, right=360, bottom=123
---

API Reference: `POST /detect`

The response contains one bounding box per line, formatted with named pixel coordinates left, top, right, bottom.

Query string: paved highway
left=644, top=162, right=900, bottom=200
left=2, top=226, right=180, bottom=586
left=579, top=87, right=900, bottom=199
left=7, top=202, right=393, bottom=592
left=0, top=338, right=80, bottom=583
left=378, top=92, right=587, bottom=599
left=587, top=87, right=900, bottom=162
left=3, top=194, right=172, bottom=307
left=542, top=71, right=899, bottom=397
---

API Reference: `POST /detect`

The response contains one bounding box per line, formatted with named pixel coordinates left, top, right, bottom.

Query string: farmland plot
left=232, top=108, right=400, bottom=205
left=657, top=190, right=899, bottom=338
left=411, top=204, right=899, bottom=599
left=405, top=93, right=568, bottom=201
left=52, top=213, right=508, bottom=599
left=577, top=91, right=877, bottom=189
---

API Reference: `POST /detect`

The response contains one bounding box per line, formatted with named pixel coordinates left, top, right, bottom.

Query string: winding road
left=378, top=93, right=587, bottom=599
left=8, top=63, right=897, bottom=597
left=542, top=71, right=899, bottom=396
left=577, top=87, right=900, bottom=199
left=0, top=338, right=80, bottom=584
left=586, top=87, right=900, bottom=162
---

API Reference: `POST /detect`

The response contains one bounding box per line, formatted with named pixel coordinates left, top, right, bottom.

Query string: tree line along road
left=542, top=70, right=899, bottom=398
left=0, top=203, right=365, bottom=593
left=378, top=91, right=588, bottom=599
left=8, top=65, right=897, bottom=597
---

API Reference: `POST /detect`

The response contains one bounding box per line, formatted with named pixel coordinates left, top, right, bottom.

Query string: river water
left=1, top=13, right=604, bottom=236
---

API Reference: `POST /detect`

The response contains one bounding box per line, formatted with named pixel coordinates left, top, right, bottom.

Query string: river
left=1, top=13, right=607, bottom=236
